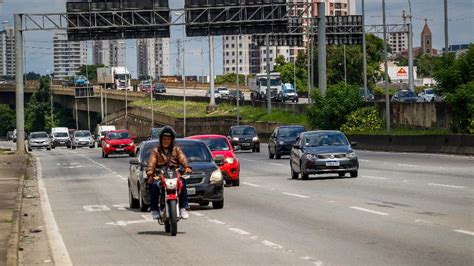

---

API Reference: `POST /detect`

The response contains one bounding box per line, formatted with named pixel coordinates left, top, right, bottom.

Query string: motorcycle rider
left=146, top=126, right=192, bottom=220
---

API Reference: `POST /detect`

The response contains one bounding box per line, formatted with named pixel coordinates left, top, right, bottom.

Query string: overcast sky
left=0, top=0, right=472, bottom=77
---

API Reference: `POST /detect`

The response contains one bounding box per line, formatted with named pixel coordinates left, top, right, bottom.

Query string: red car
left=187, top=134, right=240, bottom=186
left=101, top=130, right=136, bottom=158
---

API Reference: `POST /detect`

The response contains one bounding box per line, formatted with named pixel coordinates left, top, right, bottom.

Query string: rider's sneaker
left=151, top=211, right=160, bottom=220
left=180, top=208, right=189, bottom=219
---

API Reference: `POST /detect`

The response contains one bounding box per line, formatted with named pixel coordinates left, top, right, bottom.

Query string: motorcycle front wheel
left=167, top=200, right=178, bottom=236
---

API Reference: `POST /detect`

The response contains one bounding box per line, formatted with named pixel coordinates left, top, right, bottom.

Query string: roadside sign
left=388, top=66, right=417, bottom=81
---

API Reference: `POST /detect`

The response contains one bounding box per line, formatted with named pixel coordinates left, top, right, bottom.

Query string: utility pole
left=405, top=3, right=414, bottom=92
left=182, top=24, right=187, bottom=137
left=200, top=48, right=204, bottom=84
left=75, top=99, right=78, bottom=130
left=49, top=71, right=54, bottom=128
left=382, top=0, right=391, bottom=132
left=318, top=2, right=327, bottom=96
left=14, top=14, right=25, bottom=153
left=236, top=36, right=240, bottom=125
left=307, top=6, right=311, bottom=100
left=362, top=0, right=368, bottom=99
left=444, top=0, right=449, bottom=53
left=266, top=34, right=272, bottom=114
left=208, top=36, right=216, bottom=110
left=150, top=77, right=154, bottom=127
left=343, top=44, right=347, bottom=88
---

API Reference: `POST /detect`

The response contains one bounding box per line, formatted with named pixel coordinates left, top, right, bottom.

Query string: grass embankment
left=131, top=99, right=309, bottom=126
left=345, top=128, right=452, bottom=136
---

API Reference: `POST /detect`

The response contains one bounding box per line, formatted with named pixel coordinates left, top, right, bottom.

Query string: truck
left=96, top=125, right=116, bottom=147
left=97, top=67, right=133, bottom=91
left=250, top=73, right=282, bottom=102
left=51, top=127, right=72, bottom=149
left=281, top=83, right=299, bottom=103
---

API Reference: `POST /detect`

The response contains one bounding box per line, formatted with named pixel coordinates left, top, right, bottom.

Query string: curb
left=5, top=167, right=26, bottom=266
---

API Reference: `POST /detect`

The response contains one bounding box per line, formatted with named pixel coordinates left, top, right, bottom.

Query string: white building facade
left=53, top=30, right=87, bottom=80
left=388, top=32, right=409, bottom=55
left=136, top=38, right=170, bottom=80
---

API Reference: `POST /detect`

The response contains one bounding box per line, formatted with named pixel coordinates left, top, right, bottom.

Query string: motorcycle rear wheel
left=168, top=200, right=178, bottom=236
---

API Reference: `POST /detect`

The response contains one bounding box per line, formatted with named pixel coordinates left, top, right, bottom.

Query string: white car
left=72, top=130, right=95, bottom=149
left=217, top=87, right=230, bottom=97
left=205, top=89, right=222, bottom=98
left=418, top=89, right=441, bottom=102
left=28, top=132, right=51, bottom=151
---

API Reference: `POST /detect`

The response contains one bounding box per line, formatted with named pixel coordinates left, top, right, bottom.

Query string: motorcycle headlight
left=306, top=154, right=317, bottom=160
left=252, top=136, right=259, bottom=142
left=232, top=137, right=239, bottom=142
left=165, top=179, right=178, bottom=189
left=210, top=169, right=223, bottom=182
left=106, top=144, right=111, bottom=148
left=278, top=141, right=285, bottom=145
left=225, top=157, right=235, bottom=164
left=346, top=152, right=357, bottom=158
left=129, top=142, right=135, bottom=146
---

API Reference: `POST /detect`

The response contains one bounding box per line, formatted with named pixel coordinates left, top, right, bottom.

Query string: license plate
left=60, top=142, right=65, bottom=144
left=187, top=187, right=196, bottom=195
left=116, top=148, right=124, bottom=151
left=242, top=143, right=251, bottom=147
left=326, top=161, right=340, bottom=167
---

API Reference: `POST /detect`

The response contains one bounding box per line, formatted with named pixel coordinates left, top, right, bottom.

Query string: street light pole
left=382, top=0, right=391, bottom=132
left=407, top=0, right=414, bottom=92
left=236, top=36, right=240, bottom=125
left=209, top=36, right=216, bottom=109
left=14, top=14, right=25, bottom=153
left=362, top=0, right=368, bottom=99
left=48, top=70, right=54, bottom=128
left=343, top=44, right=347, bottom=88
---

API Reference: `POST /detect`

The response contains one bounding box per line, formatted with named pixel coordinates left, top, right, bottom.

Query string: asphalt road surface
left=29, top=144, right=473, bottom=265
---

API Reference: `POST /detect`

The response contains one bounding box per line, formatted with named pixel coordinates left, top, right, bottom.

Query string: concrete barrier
left=347, top=134, right=474, bottom=155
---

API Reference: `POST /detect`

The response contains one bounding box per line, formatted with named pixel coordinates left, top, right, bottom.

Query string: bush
left=445, top=81, right=474, bottom=133
left=340, top=106, right=384, bottom=133
left=306, top=83, right=364, bottom=130
left=0, top=104, right=15, bottom=136
left=469, top=119, right=474, bottom=134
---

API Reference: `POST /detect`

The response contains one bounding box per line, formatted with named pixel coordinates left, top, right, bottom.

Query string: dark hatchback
left=290, top=131, right=359, bottom=180
left=228, top=125, right=260, bottom=152
left=392, top=90, right=418, bottom=103
left=128, top=139, right=225, bottom=211
left=268, top=125, right=305, bottom=159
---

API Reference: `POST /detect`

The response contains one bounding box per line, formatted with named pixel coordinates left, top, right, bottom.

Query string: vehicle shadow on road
left=288, top=175, right=355, bottom=181
left=189, top=205, right=215, bottom=212
left=137, top=231, right=186, bottom=236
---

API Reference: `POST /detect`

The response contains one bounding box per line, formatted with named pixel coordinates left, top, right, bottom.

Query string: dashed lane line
left=350, top=206, right=390, bottom=216
left=428, top=183, right=466, bottom=189
left=453, top=229, right=474, bottom=236
left=282, top=192, right=310, bottom=199
left=242, top=182, right=262, bottom=187
left=364, top=175, right=389, bottom=180
left=229, top=228, right=251, bottom=235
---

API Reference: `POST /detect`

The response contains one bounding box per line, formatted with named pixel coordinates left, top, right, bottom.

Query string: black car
left=153, top=83, right=166, bottom=94
left=290, top=131, right=359, bottom=180
left=268, top=125, right=305, bottom=159
left=128, top=139, right=225, bottom=212
left=392, top=90, right=418, bottom=103
left=228, top=125, right=260, bottom=152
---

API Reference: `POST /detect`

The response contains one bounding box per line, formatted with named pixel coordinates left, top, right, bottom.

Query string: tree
left=0, top=104, right=15, bottom=136
left=215, top=73, right=246, bottom=85
left=433, top=45, right=474, bottom=133
left=274, top=51, right=308, bottom=92
left=78, top=64, right=105, bottom=81
left=306, top=82, right=364, bottom=130
left=25, top=72, right=41, bottom=80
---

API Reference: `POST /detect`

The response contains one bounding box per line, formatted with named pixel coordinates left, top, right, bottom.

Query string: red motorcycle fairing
left=160, top=170, right=183, bottom=201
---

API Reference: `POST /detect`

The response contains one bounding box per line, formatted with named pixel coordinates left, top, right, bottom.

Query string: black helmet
left=159, top=126, right=176, bottom=142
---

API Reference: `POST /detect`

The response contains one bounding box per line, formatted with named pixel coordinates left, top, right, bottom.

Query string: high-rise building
left=223, top=0, right=355, bottom=75
left=92, top=40, right=126, bottom=67
left=136, top=38, right=170, bottom=80
left=53, top=30, right=87, bottom=80
left=0, top=26, right=16, bottom=77
left=388, top=32, right=409, bottom=55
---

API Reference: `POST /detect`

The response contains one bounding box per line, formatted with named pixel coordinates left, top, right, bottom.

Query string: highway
left=25, top=143, right=474, bottom=265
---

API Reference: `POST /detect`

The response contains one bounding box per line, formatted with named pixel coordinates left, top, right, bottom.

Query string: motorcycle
left=154, top=167, right=189, bottom=236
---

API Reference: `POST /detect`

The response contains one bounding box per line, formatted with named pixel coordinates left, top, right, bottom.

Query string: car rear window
left=197, top=138, right=231, bottom=151
left=278, top=127, right=305, bottom=138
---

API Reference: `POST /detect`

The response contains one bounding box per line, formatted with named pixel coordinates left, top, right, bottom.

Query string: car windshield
left=31, top=133, right=48, bottom=139
left=304, top=133, right=349, bottom=147
left=400, top=91, right=416, bottom=97
left=107, top=132, right=130, bottom=139
left=425, top=89, right=434, bottom=95
left=198, top=138, right=231, bottom=151
left=259, top=78, right=281, bottom=87
left=232, top=127, right=256, bottom=136
left=278, top=127, right=304, bottom=138
left=180, top=144, right=212, bottom=162
left=155, top=84, right=164, bottom=88
left=54, top=132, right=68, bottom=137
left=75, top=131, right=90, bottom=137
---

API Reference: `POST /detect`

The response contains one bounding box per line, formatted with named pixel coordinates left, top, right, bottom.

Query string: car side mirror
left=350, top=142, right=358, bottom=147
left=214, top=155, right=225, bottom=166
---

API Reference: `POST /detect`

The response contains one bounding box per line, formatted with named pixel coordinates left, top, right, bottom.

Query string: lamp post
left=175, top=12, right=187, bottom=136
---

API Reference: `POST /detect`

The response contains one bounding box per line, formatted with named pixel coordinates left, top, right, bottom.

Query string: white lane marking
left=190, top=211, right=204, bottom=217
left=113, top=204, right=128, bottom=211
left=269, top=162, right=284, bottom=167
left=453, top=229, right=474, bottom=236
left=121, top=177, right=127, bottom=180
left=106, top=219, right=154, bottom=226
left=229, top=228, right=251, bottom=235
left=428, top=183, right=466, bottom=189
left=64, top=165, right=83, bottom=169
left=262, top=240, right=283, bottom=249
left=328, top=201, right=335, bottom=203
left=350, top=206, right=390, bottom=216
left=359, top=159, right=370, bottom=162
left=207, top=219, right=226, bottom=225
left=83, top=205, right=110, bottom=212
left=241, top=159, right=256, bottom=162
left=398, top=163, right=416, bottom=167
left=111, top=172, right=118, bottom=175
left=282, top=192, right=310, bottom=199
left=301, top=256, right=324, bottom=266
left=37, top=158, right=73, bottom=265
left=415, top=219, right=433, bottom=224
left=250, top=235, right=259, bottom=240
left=242, top=182, right=262, bottom=187
left=364, top=175, right=389, bottom=180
